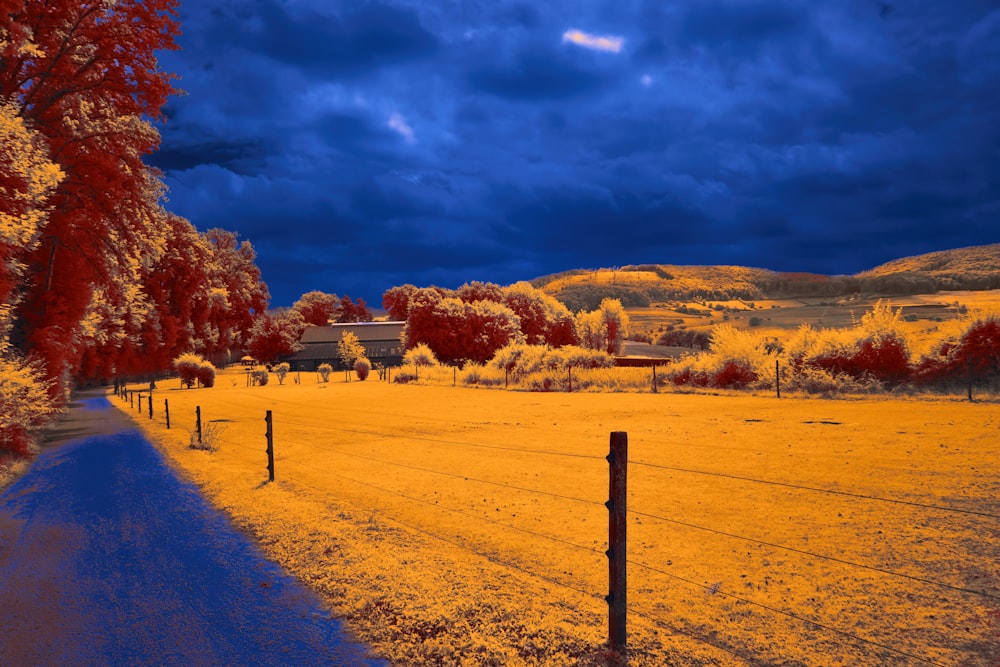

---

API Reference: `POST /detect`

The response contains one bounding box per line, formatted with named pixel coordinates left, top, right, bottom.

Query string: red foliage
left=811, top=333, right=911, bottom=385
left=712, top=361, right=758, bottom=389
left=2, top=1, right=181, bottom=393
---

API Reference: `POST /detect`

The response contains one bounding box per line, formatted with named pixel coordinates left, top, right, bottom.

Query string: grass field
left=627, top=290, right=1000, bottom=357
left=114, top=370, right=1000, bottom=666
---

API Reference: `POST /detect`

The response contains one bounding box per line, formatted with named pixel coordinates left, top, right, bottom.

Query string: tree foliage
left=337, top=332, right=365, bottom=368
left=245, top=311, right=304, bottom=364
left=293, top=291, right=339, bottom=326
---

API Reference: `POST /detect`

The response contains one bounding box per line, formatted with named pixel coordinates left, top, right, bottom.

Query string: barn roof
left=299, top=321, right=405, bottom=344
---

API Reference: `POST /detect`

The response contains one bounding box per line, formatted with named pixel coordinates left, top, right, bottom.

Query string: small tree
left=403, top=342, right=438, bottom=367
left=274, top=362, right=290, bottom=385
left=338, top=332, right=365, bottom=369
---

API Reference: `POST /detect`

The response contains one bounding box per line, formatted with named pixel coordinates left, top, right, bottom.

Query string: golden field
left=114, top=370, right=999, bottom=666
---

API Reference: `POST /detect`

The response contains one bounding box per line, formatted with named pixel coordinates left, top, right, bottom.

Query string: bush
left=460, top=363, right=506, bottom=387
left=274, top=362, right=290, bottom=385
left=252, top=370, right=269, bottom=386
left=403, top=343, right=439, bottom=367
left=173, top=353, right=216, bottom=389
left=195, top=363, right=216, bottom=388
left=0, top=354, right=55, bottom=456
left=355, top=357, right=371, bottom=381
left=317, top=363, right=332, bottom=382
left=394, top=370, right=418, bottom=384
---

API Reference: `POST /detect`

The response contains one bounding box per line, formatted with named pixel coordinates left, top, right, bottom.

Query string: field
left=627, top=289, right=1000, bottom=357
left=112, top=369, right=1000, bottom=666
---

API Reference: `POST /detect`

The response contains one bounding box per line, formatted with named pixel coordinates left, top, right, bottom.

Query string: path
left=0, top=391, right=385, bottom=666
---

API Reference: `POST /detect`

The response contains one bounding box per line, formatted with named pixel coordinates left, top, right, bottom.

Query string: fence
left=111, top=381, right=999, bottom=665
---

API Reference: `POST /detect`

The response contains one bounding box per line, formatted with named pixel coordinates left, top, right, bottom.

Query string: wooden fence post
left=165, top=399, right=170, bottom=429
left=776, top=359, right=781, bottom=399
left=568, top=366, right=573, bottom=393
left=137, top=393, right=143, bottom=413
left=130, top=391, right=134, bottom=409
left=651, top=366, right=657, bottom=393
left=606, top=432, right=628, bottom=651
left=196, top=406, right=202, bottom=444
left=148, top=393, right=153, bottom=419
left=264, top=410, right=275, bottom=482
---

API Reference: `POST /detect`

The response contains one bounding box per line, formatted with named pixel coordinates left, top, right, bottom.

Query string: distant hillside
left=856, top=243, right=1000, bottom=291
left=532, top=244, right=1000, bottom=311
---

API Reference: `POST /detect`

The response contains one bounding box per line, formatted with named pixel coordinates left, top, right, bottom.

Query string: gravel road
left=0, top=391, right=386, bottom=666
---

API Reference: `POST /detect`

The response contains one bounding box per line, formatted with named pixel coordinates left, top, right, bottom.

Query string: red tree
left=1, top=1, right=181, bottom=396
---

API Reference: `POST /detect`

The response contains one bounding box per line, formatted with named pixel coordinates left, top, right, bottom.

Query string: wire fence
left=113, top=382, right=999, bottom=666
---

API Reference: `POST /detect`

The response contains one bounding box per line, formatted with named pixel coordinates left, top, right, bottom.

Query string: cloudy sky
left=149, top=0, right=1000, bottom=307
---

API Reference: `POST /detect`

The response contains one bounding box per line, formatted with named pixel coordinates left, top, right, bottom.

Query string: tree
left=293, top=291, right=339, bottom=326
left=245, top=311, right=304, bottom=364
left=502, top=282, right=579, bottom=347
left=0, top=102, right=63, bottom=340
left=576, top=298, right=630, bottom=355
left=383, top=284, right=419, bottom=320
left=335, top=295, right=374, bottom=323
left=337, top=332, right=365, bottom=369
left=203, top=228, right=270, bottom=354
left=1, top=1, right=181, bottom=397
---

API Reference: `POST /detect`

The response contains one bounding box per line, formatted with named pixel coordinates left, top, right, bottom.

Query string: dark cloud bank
left=149, top=0, right=1000, bottom=307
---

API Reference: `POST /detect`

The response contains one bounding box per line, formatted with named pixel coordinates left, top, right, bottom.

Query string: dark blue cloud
left=150, top=0, right=1000, bottom=307
left=466, top=45, right=616, bottom=101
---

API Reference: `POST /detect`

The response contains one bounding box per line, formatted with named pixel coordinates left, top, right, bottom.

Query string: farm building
left=284, top=321, right=406, bottom=371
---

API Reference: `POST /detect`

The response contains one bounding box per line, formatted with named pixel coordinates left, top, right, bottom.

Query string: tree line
left=2, top=3, right=271, bottom=455
left=383, top=281, right=630, bottom=365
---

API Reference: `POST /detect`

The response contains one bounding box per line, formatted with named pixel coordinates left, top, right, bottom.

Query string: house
left=284, top=321, right=406, bottom=371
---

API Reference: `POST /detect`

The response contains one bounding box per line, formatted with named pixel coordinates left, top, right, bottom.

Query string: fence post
left=776, top=359, right=781, bottom=399
left=196, top=406, right=202, bottom=444
left=129, top=390, right=134, bottom=408
left=138, top=393, right=144, bottom=413
left=568, top=366, right=573, bottom=393
left=606, top=432, right=628, bottom=651
left=165, top=399, right=170, bottom=429
left=651, top=365, right=657, bottom=393
left=148, top=393, right=153, bottom=419
left=264, top=410, right=275, bottom=482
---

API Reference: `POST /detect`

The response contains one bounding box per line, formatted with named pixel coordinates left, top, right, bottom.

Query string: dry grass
left=114, top=372, right=1000, bottom=666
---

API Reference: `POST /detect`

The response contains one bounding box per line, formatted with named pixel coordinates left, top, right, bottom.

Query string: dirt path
left=0, top=390, right=385, bottom=666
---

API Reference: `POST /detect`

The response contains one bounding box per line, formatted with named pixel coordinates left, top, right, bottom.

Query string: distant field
left=628, top=289, right=1000, bottom=356
left=116, top=372, right=1000, bottom=666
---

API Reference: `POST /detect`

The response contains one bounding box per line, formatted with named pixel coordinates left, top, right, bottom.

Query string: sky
left=149, top=0, right=1000, bottom=308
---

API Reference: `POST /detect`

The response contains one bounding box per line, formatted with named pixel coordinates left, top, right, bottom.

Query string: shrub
left=317, top=363, right=332, bottom=382
left=403, top=343, right=439, bottom=368
left=195, top=363, right=216, bottom=388
left=355, top=357, right=371, bottom=381
left=252, top=370, right=269, bottom=386
left=274, top=362, right=290, bottom=385
left=394, top=370, right=418, bottom=384
left=460, top=363, right=506, bottom=387
left=173, top=353, right=216, bottom=389
left=0, top=354, right=55, bottom=456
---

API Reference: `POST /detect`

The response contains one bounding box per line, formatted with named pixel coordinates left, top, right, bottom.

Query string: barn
left=284, top=321, right=406, bottom=371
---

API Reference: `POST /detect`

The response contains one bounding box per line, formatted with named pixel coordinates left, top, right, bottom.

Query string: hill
left=532, top=244, right=1000, bottom=311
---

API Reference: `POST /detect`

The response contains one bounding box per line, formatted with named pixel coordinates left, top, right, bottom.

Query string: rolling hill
left=532, top=244, right=1000, bottom=311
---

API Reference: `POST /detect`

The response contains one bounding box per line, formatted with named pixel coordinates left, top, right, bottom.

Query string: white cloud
left=640, top=74, right=653, bottom=87
left=562, top=28, right=624, bottom=53
left=388, top=112, right=415, bottom=143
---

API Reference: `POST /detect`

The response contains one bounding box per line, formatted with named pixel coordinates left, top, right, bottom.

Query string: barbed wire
left=628, top=559, right=950, bottom=667
left=630, top=459, right=1000, bottom=520
left=628, top=507, right=1000, bottom=602
left=278, top=456, right=606, bottom=606
left=285, top=438, right=606, bottom=508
